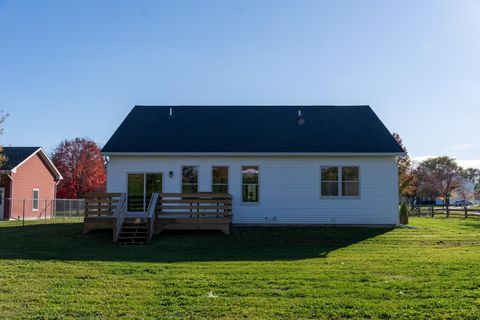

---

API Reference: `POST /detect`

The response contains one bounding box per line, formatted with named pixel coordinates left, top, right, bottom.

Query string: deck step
left=116, top=218, right=151, bottom=244
left=121, top=226, right=148, bottom=230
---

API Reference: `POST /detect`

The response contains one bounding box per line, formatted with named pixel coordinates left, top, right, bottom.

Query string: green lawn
left=0, top=218, right=479, bottom=319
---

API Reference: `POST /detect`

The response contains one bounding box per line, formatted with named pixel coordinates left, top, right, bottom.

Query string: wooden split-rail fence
left=409, top=206, right=480, bottom=219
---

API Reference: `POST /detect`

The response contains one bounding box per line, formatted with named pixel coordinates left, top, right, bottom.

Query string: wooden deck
left=83, top=192, right=233, bottom=242
left=156, top=193, right=232, bottom=235
left=83, top=193, right=124, bottom=235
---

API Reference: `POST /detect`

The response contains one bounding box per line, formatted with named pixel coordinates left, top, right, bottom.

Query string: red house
left=0, top=147, right=62, bottom=220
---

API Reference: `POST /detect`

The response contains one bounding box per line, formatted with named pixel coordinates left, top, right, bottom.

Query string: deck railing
left=156, top=193, right=232, bottom=217
left=84, top=193, right=124, bottom=218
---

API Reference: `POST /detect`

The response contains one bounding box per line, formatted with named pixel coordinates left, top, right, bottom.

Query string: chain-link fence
left=2, top=198, right=85, bottom=225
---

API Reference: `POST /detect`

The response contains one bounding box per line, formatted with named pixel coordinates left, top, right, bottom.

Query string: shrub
left=399, top=201, right=409, bottom=225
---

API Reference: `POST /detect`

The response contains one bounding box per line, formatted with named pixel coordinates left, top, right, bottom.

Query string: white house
left=102, top=105, right=404, bottom=228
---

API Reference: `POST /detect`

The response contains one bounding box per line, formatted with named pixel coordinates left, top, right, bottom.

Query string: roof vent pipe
left=297, top=109, right=305, bottom=125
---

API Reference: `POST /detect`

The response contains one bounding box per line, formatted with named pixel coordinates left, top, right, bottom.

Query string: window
left=128, top=173, right=163, bottom=212
left=182, top=166, right=198, bottom=193
left=242, top=166, right=259, bottom=202
left=342, top=167, right=360, bottom=196
left=321, top=167, right=339, bottom=196
left=320, top=166, right=360, bottom=197
left=32, top=189, right=39, bottom=211
left=212, top=166, right=228, bottom=193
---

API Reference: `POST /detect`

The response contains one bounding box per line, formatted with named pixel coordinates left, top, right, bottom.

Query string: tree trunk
left=409, top=197, right=415, bottom=210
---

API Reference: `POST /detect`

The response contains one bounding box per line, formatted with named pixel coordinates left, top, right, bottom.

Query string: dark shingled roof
left=102, top=106, right=404, bottom=154
left=1, top=147, right=40, bottom=170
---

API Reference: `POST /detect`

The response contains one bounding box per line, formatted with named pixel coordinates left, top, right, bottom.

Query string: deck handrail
left=113, top=194, right=127, bottom=242
left=145, top=193, right=159, bottom=242
left=156, top=192, right=232, bottom=217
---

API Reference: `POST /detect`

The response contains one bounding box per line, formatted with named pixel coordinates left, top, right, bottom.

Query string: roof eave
left=6, top=147, right=63, bottom=180
left=102, top=151, right=406, bottom=157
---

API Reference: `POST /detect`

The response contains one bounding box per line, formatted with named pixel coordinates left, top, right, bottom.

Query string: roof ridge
left=133, top=105, right=371, bottom=108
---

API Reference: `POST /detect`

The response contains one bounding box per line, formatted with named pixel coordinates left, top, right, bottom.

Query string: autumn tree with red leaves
left=52, top=138, right=106, bottom=199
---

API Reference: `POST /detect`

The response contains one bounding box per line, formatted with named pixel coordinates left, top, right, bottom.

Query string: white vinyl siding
left=106, top=156, right=398, bottom=225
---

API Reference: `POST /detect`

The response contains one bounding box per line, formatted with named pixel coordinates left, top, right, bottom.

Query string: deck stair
left=117, top=217, right=149, bottom=244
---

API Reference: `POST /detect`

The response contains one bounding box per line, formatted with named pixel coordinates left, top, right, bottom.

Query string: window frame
left=181, top=165, right=199, bottom=194
left=126, top=172, right=163, bottom=212
left=241, top=165, right=260, bottom=204
left=319, top=166, right=361, bottom=198
left=320, top=166, right=340, bottom=197
left=211, top=165, right=229, bottom=193
left=341, top=166, right=361, bottom=197
left=32, top=189, right=39, bottom=211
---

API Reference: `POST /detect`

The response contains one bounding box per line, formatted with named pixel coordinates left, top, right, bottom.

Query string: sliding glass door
left=127, top=173, right=163, bottom=212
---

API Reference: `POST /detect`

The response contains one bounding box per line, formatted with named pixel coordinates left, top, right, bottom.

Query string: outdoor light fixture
left=169, top=171, right=174, bottom=178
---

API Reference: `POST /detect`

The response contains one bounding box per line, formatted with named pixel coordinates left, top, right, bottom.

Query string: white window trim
left=181, top=165, right=199, bottom=193
left=211, top=165, right=229, bottom=193
left=241, top=165, right=260, bottom=204
left=320, top=166, right=340, bottom=198
left=341, top=166, right=361, bottom=198
left=32, top=189, right=39, bottom=211
left=320, top=166, right=361, bottom=199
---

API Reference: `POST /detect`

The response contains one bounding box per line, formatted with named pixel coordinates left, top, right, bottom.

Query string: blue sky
left=0, top=0, right=479, bottom=168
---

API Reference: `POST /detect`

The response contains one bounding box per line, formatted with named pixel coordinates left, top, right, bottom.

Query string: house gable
left=1, top=147, right=62, bottom=180
left=102, top=105, right=404, bottom=155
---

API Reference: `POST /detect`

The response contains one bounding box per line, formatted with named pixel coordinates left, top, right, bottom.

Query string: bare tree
left=0, top=111, right=9, bottom=169
left=417, top=156, right=463, bottom=216
left=462, top=168, right=480, bottom=201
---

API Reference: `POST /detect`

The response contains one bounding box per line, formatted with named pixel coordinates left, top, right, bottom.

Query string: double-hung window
left=321, top=166, right=360, bottom=197
left=32, top=189, right=39, bottom=211
left=182, top=166, right=199, bottom=193
left=212, top=166, right=228, bottom=193
left=242, top=166, right=259, bottom=202
left=342, top=167, right=360, bottom=196
left=321, top=167, right=339, bottom=196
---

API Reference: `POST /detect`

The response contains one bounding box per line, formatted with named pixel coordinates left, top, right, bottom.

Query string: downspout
left=6, top=173, right=13, bottom=220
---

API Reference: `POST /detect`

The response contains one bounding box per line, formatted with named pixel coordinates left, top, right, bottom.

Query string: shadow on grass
left=0, top=222, right=392, bottom=262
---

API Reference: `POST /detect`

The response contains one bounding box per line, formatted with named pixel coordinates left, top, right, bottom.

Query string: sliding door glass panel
left=146, top=173, right=162, bottom=206
left=128, top=174, right=145, bottom=212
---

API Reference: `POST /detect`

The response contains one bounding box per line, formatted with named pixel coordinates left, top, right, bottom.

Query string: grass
left=0, top=218, right=479, bottom=319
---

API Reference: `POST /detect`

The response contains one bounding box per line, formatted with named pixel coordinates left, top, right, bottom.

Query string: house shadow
left=0, top=222, right=392, bottom=263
